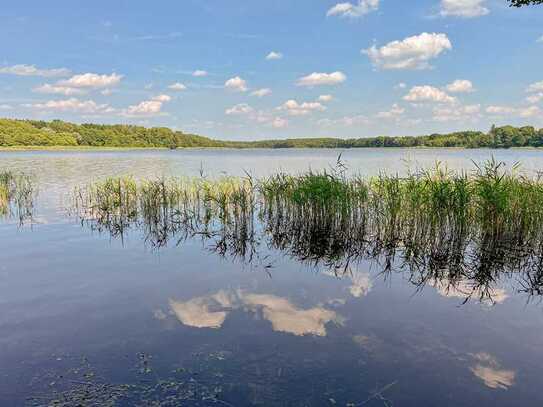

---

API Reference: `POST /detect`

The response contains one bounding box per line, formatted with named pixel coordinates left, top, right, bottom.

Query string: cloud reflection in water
left=169, top=290, right=340, bottom=336
left=470, top=353, right=516, bottom=390
left=433, top=279, right=508, bottom=305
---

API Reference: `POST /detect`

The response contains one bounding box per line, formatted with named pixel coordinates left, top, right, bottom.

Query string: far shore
left=1, top=145, right=542, bottom=152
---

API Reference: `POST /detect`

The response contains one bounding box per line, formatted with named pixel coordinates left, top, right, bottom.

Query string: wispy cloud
left=440, top=0, right=489, bottom=18
left=23, top=98, right=113, bottom=114
left=0, top=64, right=71, bottom=78
left=327, top=0, right=379, bottom=18
left=33, top=84, right=87, bottom=96
left=131, top=32, right=182, bottom=41
left=251, top=88, right=272, bottom=98
left=168, top=82, right=187, bottom=91
left=225, top=103, right=254, bottom=115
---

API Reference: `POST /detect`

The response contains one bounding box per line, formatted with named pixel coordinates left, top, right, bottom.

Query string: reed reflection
left=73, top=160, right=543, bottom=305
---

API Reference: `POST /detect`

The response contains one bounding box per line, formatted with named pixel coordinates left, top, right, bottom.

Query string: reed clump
left=259, top=171, right=368, bottom=264
left=74, top=176, right=138, bottom=236
left=73, top=160, right=543, bottom=282
left=74, top=176, right=257, bottom=252
left=0, top=170, right=35, bottom=222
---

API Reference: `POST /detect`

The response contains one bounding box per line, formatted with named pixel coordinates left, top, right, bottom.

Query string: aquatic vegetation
left=26, top=354, right=237, bottom=407
left=73, top=176, right=139, bottom=237
left=0, top=170, right=35, bottom=222
left=75, top=176, right=258, bottom=255
left=72, top=159, right=543, bottom=304
left=28, top=347, right=399, bottom=407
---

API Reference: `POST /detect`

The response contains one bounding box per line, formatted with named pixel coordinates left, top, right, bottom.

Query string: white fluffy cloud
left=25, top=98, right=112, bottom=114
left=0, top=64, right=71, bottom=77
left=440, top=0, right=489, bottom=18
left=446, top=79, right=475, bottom=93
left=278, top=100, right=326, bottom=116
left=34, top=72, right=122, bottom=97
left=364, top=32, right=452, bottom=70
left=527, top=81, right=543, bottom=93
left=251, top=88, right=272, bottom=98
left=327, top=0, right=379, bottom=18
left=58, top=73, right=123, bottom=89
left=266, top=51, right=283, bottom=60
left=297, top=72, right=346, bottom=87
left=168, top=82, right=187, bottom=91
left=224, top=76, right=248, bottom=92
left=192, top=70, right=208, bottom=77
left=225, top=103, right=254, bottom=115
left=122, top=95, right=172, bottom=117
left=403, top=86, right=456, bottom=104
left=122, top=101, right=163, bottom=117
left=26, top=93, right=174, bottom=118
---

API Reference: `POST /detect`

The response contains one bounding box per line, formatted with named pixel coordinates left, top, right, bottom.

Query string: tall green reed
left=72, top=159, right=543, bottom=280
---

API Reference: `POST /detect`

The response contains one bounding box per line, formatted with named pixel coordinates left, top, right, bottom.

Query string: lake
left=1, top=148, right=543, bottom=406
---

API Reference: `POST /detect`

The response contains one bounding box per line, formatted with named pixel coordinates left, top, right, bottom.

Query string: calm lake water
left=1, top=148, right=543, bottom=406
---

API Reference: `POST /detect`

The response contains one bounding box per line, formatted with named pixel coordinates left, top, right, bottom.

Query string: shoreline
left=1, top=145, right=542, bottom=152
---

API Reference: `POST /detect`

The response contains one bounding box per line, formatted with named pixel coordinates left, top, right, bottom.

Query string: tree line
left=1, top=118, right=543, bottom=149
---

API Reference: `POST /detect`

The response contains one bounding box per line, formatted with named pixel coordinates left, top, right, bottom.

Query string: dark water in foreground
left=1, top=149, right=543, bottom=406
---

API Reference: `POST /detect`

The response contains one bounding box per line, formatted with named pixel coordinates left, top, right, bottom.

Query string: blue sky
left=0, top=0, right=542, bottom=140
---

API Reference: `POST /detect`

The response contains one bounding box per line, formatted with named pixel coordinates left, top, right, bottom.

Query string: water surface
left=1, top=148, right=543, bottom=406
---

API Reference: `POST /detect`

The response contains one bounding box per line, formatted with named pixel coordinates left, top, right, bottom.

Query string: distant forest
left=1, top=118, right=543, bottom=149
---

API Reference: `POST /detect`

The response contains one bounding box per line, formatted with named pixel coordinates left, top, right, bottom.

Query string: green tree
left=508, top=0, right=543, bottom=6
